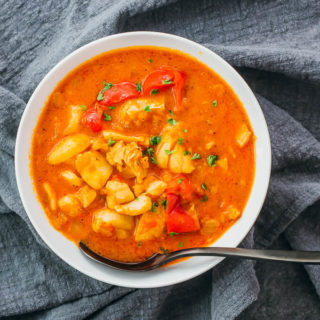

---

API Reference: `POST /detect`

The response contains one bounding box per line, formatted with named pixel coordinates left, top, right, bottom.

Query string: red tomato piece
left=142, top=69, right=175, bottom=95
left=166, top=193, right=180, bottom=214
left=166, top=174, right=193, bottom=200
left=160, top=66, right=186, bottom=111
left=167, top=205, right=199, bottom=233
left=82, top=107, right=103, bottom=132
left=99, top=82, right=140, bottom=106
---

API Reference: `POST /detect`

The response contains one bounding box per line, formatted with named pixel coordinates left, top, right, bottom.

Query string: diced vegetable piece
left=142, top=69, right=175, bottom=95
left=217, top=157, right=228, bottom=170
left=58, top=194, right=82, bottom=217
left=82, top=107, right=103, bottom=132
left=200, top=218, right=220, bottom=235
left=64, top=105, right=83, bottom=135
left=236, top=123, right=251, bottom=148
left=133, top=183, right=145, bottom=197
left=223, top=205, right=241, bottom=220
left=92, top=208, right=134, bottom=235
left=75, top=151, right=113, bottom=189
left=102, top=130, right=149, bottom=147
left=168, top=143, right=195, bottom=173
left=105, top=181, right=135, bottom=204
left=99, top=82, right=140, bottom=106
left=166, top=174, right=193, bottom=200
left=135, top=209, right=166, bottom=241
left=114, top=194, right=152, bottom=216
left=75, top=185, right=97, bottom=208
left=119, top=96, right=165, bottom=127
left=43, top=182, right=56, bottom=211
left=145, top=180, right=167, bottom=197
left=205, top=141, right=215, bottom=150
left=60, top=170, right=83, bottom=186
left=48, top=134, right=91, bottom=164
left=106, top=195, right=117, bottom=209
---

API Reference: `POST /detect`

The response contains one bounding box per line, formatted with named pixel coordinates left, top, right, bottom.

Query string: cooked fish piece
left=60, top=170, right=83, bottom=186
left=168, top=143, right=195, bottom=173
left=102, top=131, right=149, bottom=147
left=58, top=194, right=82, bottom=217
left=75, top=185, right=97, bottom=208
left=48, top=134, right=91, bottom=164
left=105, top=180, right=135, bottom=204
left=75, top=150, right=113, bottom=189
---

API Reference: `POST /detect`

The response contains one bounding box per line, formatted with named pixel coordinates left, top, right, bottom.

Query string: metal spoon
left=79, top=241, right=320, bottom=271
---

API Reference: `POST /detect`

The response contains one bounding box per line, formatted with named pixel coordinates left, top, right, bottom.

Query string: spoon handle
left=163, top=247, right=320, bottom=265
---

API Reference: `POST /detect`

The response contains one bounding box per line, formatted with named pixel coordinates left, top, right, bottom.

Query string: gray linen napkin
left=1, top=0, right=320, bottom=319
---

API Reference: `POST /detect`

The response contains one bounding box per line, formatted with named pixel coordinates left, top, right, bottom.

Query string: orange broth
left=30, top=46, right=255, bottom=262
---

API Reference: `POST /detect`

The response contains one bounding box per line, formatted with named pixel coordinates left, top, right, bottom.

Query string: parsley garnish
left=191, top=153, right=201, bottom=160
left=177, top=178, right=184, bottom=184
left=97, top=92, right=104, bottom=101
left=109, top=106, right=115, bottom=110
left=200, top=195, right=208, bottom=202
left=169, top=110, right=174, bottom=116
left=182, top=129, right=188, bottom=133
left=150, top=135, right=162, bottom=145
left=151, top=202, right=159, bottom=212
left=151, top=89, right=159, bottom=95
left=151, top=156, right=158, bottom=165
left=184, top=150, right=191, bottom=156
left=103, top=112, right=111, bottom=121
left=167, top=118, right=177, bottom=126
left=178, top=241, right=184, bottom=248
left=137, top=241, right=142, bottom=247
left=169, top=232, right=178, bottom=237
left=145, top=148, right=154, bottom=156
left=136, top=81, right=142, bottom=93
left=207, top=155, right=218, bottom=167
left=144, top=105, right=151, bottom=112
left=212, top=100, right=218, bottom=107
left=165, top=149, right=175, bottom=155
left=160, top=247, right=170, bottom=254
left=162, top=79, right=173, bottom=84
left=177, top=137, right=185, bottom=145
left=80, top=105, right=86, bottom=111
left=108, top=137, right=116, bottom=146
left=148, top=58, right=154, bottom=63
left=201, top=183, right=207, bottom=191
left=161, top=199, right=167, bottom=210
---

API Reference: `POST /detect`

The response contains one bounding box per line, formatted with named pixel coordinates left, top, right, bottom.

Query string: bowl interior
left=15, top=32, right=271, bottom=288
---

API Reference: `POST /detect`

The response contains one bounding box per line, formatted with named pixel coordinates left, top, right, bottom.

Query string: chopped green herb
left=207, top=155, right=218, bottom=167
left=151, top=89, right=159, bottom=95
left=160, top=247, right=170, bottom=254
left=182, top=129, right=188, bottom=133
left=80, top=105, right=87, bottom=111
left=151, top=156, right=158, bottom=165
left=108, top=106, right=115, bottom=110
left=200, top=195, right=208, bottom=202
left=108, top=137, right=116, bottom=146
left=177, top=137, right=185, bottom=145
left=161, top=199, right=167, bottom=210
left=135, top=197, right=139, bottom=201
left=144, top=105, right=151, bottom=112
left=212, top=100, right=218, bottom=107
left=178, top=241, right=184, bottom=248
left=145, top=148, right=154, bottom=156
left=150, top=135, right=162, bottom=145
left=97, top=91, right=104, bottom=101
left=177, top=178, right=184, bottom=184
left=148, top=58, right=154, bottom=63
left=184, top=150, right=191, bottom=156
left=169, top=232, right=178, bottom=237
left=165, top=149, right=176, bottom=155
left=151, top=202, right=159, bottom=212
left=201, top=183, right=207, bottom=191
left=162, top=79, right=173, bottom=84
left=167, top=118, right=177, bottom=126
left=191, top=153, right=201, bottom=160
left=169, top=110, right=174, bottom=116
left=136, top=81, right=142, bottom=93
left=103, top=112, right=111, bottom=121
left=137, top=241, right=142, bottom=247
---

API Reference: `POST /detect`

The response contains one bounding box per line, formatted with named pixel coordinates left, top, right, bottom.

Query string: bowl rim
left=15, top=31, right=271, bottom=288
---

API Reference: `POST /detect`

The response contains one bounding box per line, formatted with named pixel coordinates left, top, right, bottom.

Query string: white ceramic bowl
left=15, top=32, right=271, bottom=288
